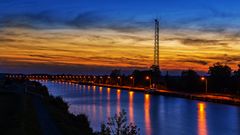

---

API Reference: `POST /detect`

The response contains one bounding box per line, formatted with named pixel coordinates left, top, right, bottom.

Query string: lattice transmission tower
left=153, top=19, right=160, bottom=68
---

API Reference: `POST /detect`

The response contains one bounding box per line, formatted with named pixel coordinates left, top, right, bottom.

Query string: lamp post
left=100, top=76, right=103, bottom=84
left=88, top=76, right=90, bottom=82
left=108, top=76, right=111, bottom=84
left=117, top=76, right=121, bottom=86
left=146, top=76, right=151, bottom=88
left=93, top=76, right=96, bottom=83
left=130, top=76, right=134, bottom=87
left=201, top=77, right=208, bottom=93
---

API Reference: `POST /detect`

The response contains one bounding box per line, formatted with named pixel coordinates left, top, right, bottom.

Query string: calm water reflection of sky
left=40, top=80, right=240, bottom=135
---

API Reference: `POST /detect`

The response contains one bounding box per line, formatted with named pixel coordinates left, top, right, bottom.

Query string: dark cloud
left=1, top=6, right=239, bottom=36
left=160, top=6, right=240, bottom=35
left=0, top=36, right=30, bottom=43
left=225, top=31, right=240, bottom=40
left=207, top=7, right=240, bottom=19
left=179, top=59, right=208, bottom=65
left=88, top=56, right=148, bottom=67
left=68, top=12, right=149, bottom=33
left=29, top=54, right=53, bottom=59
left=107, top=24, right=142, bottom=33
left=0, top=38, right=17, bottom=42
left=0, top=11, right=58, bottom=29
left=164, top=37, right=229, bottom=47
left=118, top=35, right=152, bottom=42
left=67, top=11, right=107, bottom=29
left=23, top=54, right=149, bottom=68
left=180, top=38, right=228, bottom=46
left=0, top=10, right=148, bottom=33
left=207, top=54, right=240, bottom=64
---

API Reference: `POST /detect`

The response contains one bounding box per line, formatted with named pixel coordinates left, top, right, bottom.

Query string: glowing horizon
left=1, top=0, right=240, bottom=74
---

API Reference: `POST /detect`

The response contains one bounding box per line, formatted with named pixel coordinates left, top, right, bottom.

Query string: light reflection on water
left=198, top=103, right=207, bottom=135
left=117, top=89, right=121, bottom=114
left=40, top=81, right=240, bottom=135
left=129, top=91, right=134, bottom=123
left=144, top=94, right=152, bottom=135
left=107, top=88, right=111, bottom=117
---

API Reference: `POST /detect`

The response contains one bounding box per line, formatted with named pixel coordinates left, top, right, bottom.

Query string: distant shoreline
left=48, top=80, right=240, bottom=106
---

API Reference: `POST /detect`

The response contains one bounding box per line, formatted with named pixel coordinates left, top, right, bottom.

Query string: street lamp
left=130, top=76, right=134, bottom=87
left=201, top=77, right=208, bottom=93
left=146, top=76, right=151, bottom=88
left=117, top=76, right=121, bottom=86
left=88, top=76, right=91, bottom=83
left=93, top=76, right=96, bottom=83
left=100, top=76, right=103, bottom=84
left=108, top=76, right=111, bottom=84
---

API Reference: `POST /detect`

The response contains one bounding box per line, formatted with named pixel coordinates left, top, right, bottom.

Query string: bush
left=98, top=110, right=140, bottom=135
left=48, top=96, right=69, bottom=112
left=74, top=114, right=93, bottom=135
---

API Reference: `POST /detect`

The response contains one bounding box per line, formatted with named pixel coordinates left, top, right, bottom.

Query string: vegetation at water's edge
left=25, top=79, right=140, bottom=135
left=108, top=63, right=240, bottom=95
left=0, top=79, right=41, bottom=135
left=98, top=110, right=140, bottom=135
left=1, top=78, right=140, bottom=135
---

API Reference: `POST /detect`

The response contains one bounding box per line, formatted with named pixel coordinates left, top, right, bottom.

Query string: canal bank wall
left=38, top=79, right=240, bottom=106
left=77, top=82, right=240, bottom=106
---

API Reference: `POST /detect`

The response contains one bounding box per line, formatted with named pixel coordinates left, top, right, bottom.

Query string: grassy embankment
left=26, top=80, right=94, bottom=135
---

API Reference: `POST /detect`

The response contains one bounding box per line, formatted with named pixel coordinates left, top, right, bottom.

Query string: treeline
left=109, top=63, right=240, bottom=95
left=166, top=63, right=240, bottom=94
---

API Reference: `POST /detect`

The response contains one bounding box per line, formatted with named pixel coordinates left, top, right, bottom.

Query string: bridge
left=5, top=74, right=128, bottom=85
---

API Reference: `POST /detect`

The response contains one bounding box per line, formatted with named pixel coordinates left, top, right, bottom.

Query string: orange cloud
left=1, top=27, right=240, bottom=74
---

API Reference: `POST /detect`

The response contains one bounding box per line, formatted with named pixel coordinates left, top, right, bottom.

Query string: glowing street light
left=99, top=76, right=103, bottom=84
left=107, top=76, right=111, bottom=84
left=146, top=76, right=152, bottom=88
left=92, top=76, right=96, bottom=83
left=201, top=76, right=208, bottom=93
left=130, top=76, right=134, bottom=87
left=117, top=76, right=121, bottom=86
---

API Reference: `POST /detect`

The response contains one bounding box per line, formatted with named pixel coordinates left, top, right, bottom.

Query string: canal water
left=40, top=81, right=240, bottom=135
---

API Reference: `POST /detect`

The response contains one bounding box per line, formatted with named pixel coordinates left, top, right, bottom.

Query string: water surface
left=40, top=81, right=240, bottom=135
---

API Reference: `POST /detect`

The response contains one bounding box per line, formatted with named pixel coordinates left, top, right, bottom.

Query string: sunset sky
left=1, top=0, right=240, bottom=75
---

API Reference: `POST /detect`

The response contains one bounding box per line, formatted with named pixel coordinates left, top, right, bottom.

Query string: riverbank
left=0, top=80, right=41, bottom=135
left=0, top=79, right=95, bottom=135
left=76, top=81, right=240, bottom=106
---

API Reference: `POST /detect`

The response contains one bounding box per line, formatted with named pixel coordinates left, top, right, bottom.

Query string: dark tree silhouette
left=110, top=69, right=122, bottom=85
left=181, top=69, right=200, bottom=92
left=75, top=114, right=93, bottom=135
left=208, top=63, right=232, bottom=92
left=110, top=69, right=121, bottom=77
left=233, top=64, right=240, bottom=77
left=131, top=70, right=151, bottom=87
left=99, top=110, right=140, bottom=135
left=233, top=64, right=240, bottom=95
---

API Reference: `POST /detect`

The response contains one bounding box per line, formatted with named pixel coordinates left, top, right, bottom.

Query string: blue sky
left=1, top=0, right=240, bottom=75
left=1, top=0, right=240, bottom=30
